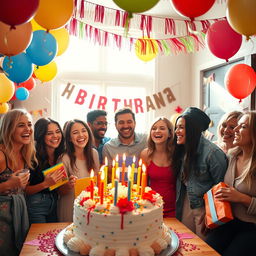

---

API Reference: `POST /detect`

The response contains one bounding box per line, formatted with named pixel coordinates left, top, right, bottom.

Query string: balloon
left=135, top=39, right=158, bottom=62
left=34, top=0, right=74, bottom=30
left=2, top=53, right=33, bottom=83
left=0, top=21, right=32, bottom=56
left=227, top=0, right=256, bottom=40
left=26, top=30, right=57, bottom=66
left=0, top=103, right=9, bottom=114
left=50, top=28, right=70, bottom=56
left=225, top=64, right=256, bottom=101
left=34, top=61, right=58, bottom=82
left=206, top=20, right=242, bottom=62
left=15, top=87, right=29, bottom=101
left=16, top=77, right=36, bottom=91
left=113, top=0, right=160, bottom=14
left=0, top=0, right=39, bottom=28
left=171, top=0, right=215, bottom=20
left=0, top=73, right=15, bottom=102
left=31, top=19, right=45, bottom=31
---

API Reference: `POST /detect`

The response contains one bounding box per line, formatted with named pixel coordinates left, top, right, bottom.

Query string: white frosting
left=138, top=199, right=154, bottom=209
left=115, top=248, right=129, bottom=256
left=83, top=198, right=95, bottom=208
left=89, top=245, right=105, bottom=256
left=95, top=203, right=107, bottom=211
left=138, top=246, right=155, bottom=256
left=109, top=205, right=120, bottom=214
left=67, top=237, right=85, bottom=252
left=155, top=238, right=168, bottom=250
left=63, top=230, right=74, bottom=243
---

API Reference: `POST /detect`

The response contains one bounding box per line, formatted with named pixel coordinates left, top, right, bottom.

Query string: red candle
left=100, top=171, right=105, bottom=204
left=121, top=153, right=126, bottom=185
left=90, top=170, right=94, bottom=200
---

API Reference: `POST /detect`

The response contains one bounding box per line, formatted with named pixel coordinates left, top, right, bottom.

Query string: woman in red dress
left=140, top=117, right=176, bottom=217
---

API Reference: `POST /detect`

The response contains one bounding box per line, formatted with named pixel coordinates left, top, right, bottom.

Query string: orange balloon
left=0, top=103, right=9, bottom=114
left=0, top=21, right=32, bottom=56
left=34, top=0, right=74, bottom=30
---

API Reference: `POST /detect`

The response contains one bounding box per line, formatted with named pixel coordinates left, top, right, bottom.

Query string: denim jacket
left=176, top=136, right=228, bottom=220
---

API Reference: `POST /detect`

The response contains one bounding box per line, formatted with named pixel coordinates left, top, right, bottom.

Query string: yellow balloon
left=170, top=113, right=181, bottom=126
left=227, top=0, right=256, bottom=39
left=50, top=28, right=70, bottom=56
left=31, top=19, right=45, bottom=31
left=0, top=103, right=9, bottom=114
left=34, top=0, right=74, bottom=30
left=34, top=62, right=58, bottom=82
left=135, top=38, right=158, bottom=62
left=0, top=73, right=15, bottom=103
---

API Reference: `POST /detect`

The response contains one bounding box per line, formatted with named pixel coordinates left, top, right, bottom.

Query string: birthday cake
left=63, top=184, right=172, bottom=256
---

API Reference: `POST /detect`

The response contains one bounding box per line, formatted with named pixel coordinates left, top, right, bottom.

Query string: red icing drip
left=121, top=213, right=124, bottom=230
left=87, top=206, right=95, bottom=225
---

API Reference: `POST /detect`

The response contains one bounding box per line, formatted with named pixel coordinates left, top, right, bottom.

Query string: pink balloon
left=206, top=20, right=242, bottom=62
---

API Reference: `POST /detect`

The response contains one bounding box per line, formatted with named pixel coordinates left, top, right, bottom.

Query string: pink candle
left=90, top=170, right=94, bottom=200
left=100, top=171, right=105, bottom=204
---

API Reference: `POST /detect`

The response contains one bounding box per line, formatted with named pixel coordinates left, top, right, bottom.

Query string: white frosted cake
left=63, top=184, right=172, bottom=256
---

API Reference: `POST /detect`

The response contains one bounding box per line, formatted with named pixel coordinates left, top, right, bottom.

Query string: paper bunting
left=29, top=108, right=48, bottom=118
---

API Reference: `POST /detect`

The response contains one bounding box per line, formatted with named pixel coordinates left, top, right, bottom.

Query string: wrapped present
left=204, top=182, right=234, bottom=229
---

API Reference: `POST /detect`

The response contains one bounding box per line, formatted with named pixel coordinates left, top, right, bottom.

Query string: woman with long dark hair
left=58, top=119, right=100, bottom=222
left=25, top=118, right=65, bottom=223
left=173, top=107, right=227, bottom=239
left=140, top=117, right=176, bottom=217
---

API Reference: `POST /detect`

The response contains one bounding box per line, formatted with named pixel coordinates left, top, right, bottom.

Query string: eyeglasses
left=93, top=121, right=108, bottom=126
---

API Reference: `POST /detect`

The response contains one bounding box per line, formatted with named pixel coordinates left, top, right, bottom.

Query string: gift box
left=204, top=182, right=233, bottom=229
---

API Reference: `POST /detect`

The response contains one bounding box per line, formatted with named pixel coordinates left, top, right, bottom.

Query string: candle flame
left=101, top=170, right=105, bottom=180
left=100, top=165, right=105, bottom=173
left=139, top=158, right=142, bottom=166
left=90, top=170, right=94, bottom=178
left=122, top=153, right=126, bottom=161
left=142, top=164, right=146, bottom=173
left=133, top=155, right=136, bottom=163
left=127, top=165, right=132, bottom=179
left=112, top=159, right=115, bottom=166
left=105, top=157, right=108, bottom=165
left=116, top=167, right=120, bottom=179
left=115, top=154, right=119, bottom=162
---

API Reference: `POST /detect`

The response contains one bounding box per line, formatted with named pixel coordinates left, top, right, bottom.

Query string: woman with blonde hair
left=0, top=109, right=37, bottom=255
left=214, top=110, right=242, bottom=153
left=140, top=117, right=176, bottom=217
left=206, top=111, right=256, bottom=255
left=58, top=119, right=100, bottom=222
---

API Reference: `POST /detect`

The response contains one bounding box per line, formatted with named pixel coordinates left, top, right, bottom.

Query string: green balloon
left=113, top=0, right=160, bottom=13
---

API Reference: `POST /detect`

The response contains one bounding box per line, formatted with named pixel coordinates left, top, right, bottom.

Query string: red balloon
left=0, top=0, right=39, bottom=27
left=225, top=64, right=256, bottom=100
left=171, top=0, right=215, bottom=20
left=206, top=20, right=242, bottom=62
left=15, top=77, right=36, bottom=91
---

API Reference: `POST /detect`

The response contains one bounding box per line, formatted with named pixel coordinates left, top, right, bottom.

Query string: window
left=53, top=36, right=155, bottom=136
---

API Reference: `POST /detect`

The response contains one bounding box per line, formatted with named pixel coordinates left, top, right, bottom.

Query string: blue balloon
left=26, top=30, right=57, bottom=66
left=3, top=53, right=33, bottom=83
left=15, top=87, right=29, bottom=101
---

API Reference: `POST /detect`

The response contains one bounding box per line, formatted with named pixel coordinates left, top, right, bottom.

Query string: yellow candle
left=112, top=159, right=116, bottom=188
left=121, top=153, right=126, bottom=185
left=141, top=164, right=147, bottom=196
left=115, top=154, right=119, bottom=169
left=131, top=156, right=135, bottom=187
left=104, top=157, right=108, bottom=191
left=127, top=166, right=132, bottom=200
left=137, top=159, right=142, bottom=192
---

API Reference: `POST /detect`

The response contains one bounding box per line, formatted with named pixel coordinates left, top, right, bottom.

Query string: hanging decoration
left=68, top=0, right=226, bottom=55
left=135, top=38, right=159, bottom=62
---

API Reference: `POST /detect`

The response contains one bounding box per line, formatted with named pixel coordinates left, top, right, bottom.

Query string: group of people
left=0, top=106, right=255, bottom=256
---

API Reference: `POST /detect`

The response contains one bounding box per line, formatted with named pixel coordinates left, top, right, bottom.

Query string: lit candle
left=141, top=164, right=147, bottom=196
left=90, top=170, right=94, bottom=200
left=99, top=166, right=105, bottom=194
left=112, top=159, right=116, bottom=188
left=137, top=159, right=142, bottom=192
left=127, top=166, right=132, bottom=201
left=104, top=157, right=108, bottom=190
left=131, top=156, right=136, bottom=187
left=115, top=154, right=119, bottom=169
left=114, top=168, right=120, bottom=206
left=97, top=171, right=101, bottom=188
left=100, top=171, right=104, bottom=204
left=121, top=153, right=126, bottom=185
